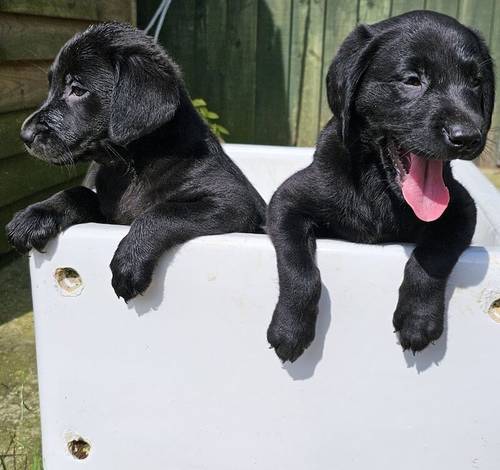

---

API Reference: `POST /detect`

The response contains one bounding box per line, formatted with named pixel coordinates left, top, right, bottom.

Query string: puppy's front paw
left=393, top=302, right=444, bottom=353
left=110, top=244, right=154, bottom=302
left=267, top=303, right=318, bottom=363
left=6, top=205, right=60, bottom=253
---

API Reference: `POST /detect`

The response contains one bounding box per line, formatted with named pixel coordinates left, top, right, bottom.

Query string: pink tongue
left=401, top=153, right=450, bottom=222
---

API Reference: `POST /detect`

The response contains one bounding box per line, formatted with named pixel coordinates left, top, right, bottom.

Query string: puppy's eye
left=403, top=76, right=422, bottom=87
left=70, top=85, right=88, bottom=97
left=472, top=77, right=482, bottom=88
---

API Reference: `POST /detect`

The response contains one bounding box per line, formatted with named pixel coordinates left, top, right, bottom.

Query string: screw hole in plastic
left=54, top=267, right=83, bottom=296
left=67, top=438, right=91, bottom=460
left=488, top=298, right=500, bottom=323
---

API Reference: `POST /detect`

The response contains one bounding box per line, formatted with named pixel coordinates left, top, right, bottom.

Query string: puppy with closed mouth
left=6, top=22, right=266, bottom=301
left=267, top=11, right=494, bottom=362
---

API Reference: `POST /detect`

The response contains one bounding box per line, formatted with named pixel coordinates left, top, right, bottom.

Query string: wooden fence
left=138, top=0, right=500, bottom=161
left=0, top=1, right=136, bottom=254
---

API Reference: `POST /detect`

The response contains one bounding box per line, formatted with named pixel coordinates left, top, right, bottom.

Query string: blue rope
left=144, top=0, right=172, bottom=42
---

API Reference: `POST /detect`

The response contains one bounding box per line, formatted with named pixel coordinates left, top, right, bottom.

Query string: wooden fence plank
left=425, top=0, right=459, bottom=17
left=222, top=0, right=258, bottom=143
left=458, top=0, right=494, bottom=38
left=320, top=0, right=358, bottom=129
left=197, top=0, right=227, bottom=127
left=358, top=0, right=391, bottom=23
left=160, top=0, right=196, bottom=91
left=289, top=0, right=327, bottom=146
left=97, top=0, right=136, bottom=24
left=0, top=0, right=99, bottom=21
left=0, top=108, right=35, bottom=160
left=254, top=0, right=292, bottom=145
left=0, top=13, right=93, bottom=61
left=0, top=176, right=83, bottom=254
left=288, top=0, right=308, bottom=145
left=297, top=0, right=326, bottom=146
left=0, top=153, right=87, bottom=207
left=391, top=0, right=426, bottom=16
left=192, top=0, right=208, bottom=99
left=487, top=1, right=500, bottom=166
left=0, top=61, right=49, bottom=114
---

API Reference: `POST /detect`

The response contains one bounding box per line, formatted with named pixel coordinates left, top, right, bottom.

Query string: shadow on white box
left=30, top=144, right=500, bottom=470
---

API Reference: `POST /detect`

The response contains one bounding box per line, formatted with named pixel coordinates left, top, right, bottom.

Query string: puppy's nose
left=443, top=124, right=481, bottom=151
left=20, top=125, right=36, bottom=147
left=20, top=121, right=48, bottom=148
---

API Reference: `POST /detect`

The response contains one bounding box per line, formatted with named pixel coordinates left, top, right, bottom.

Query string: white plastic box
left=30, top=144, right=500, bottom=470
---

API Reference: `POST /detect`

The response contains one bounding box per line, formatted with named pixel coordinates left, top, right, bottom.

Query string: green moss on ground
left=0, top=255, right=41, bottom=467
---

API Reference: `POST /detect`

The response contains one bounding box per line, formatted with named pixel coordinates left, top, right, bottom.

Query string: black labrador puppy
left=267, top=11, right=494, bottom=362
left=6, top=23, right=266, bottom=301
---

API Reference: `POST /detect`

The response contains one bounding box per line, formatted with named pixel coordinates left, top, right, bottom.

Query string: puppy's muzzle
left=20, top=116, right=49, bottom=148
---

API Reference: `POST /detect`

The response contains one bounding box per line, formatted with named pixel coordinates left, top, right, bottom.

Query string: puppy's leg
left=393, top=183, right=476, bottom=352
left=110, top=201, right=236, bottom=301
left=267, top=196, right=321, bottom=363
left=6, top=186, right=104, bottom=253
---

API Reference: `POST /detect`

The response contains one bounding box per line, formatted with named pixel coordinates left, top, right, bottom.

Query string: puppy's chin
left=25, top=139, right=78, bottom=166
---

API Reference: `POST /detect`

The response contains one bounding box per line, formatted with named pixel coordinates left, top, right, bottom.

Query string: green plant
left=30, top=453, right=43, bottom=470
left=192, top=99, right=229, bottom=141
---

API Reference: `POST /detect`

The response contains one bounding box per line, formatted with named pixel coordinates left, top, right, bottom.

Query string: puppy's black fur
left=6, top=23, right=266, bottom=301
left=267, top=11, right=494, bottom=362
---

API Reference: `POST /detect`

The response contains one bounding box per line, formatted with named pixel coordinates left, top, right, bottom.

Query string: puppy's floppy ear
left=326, top=25, right=380, bottom=144
left=109, top=54, right=180, bottom=145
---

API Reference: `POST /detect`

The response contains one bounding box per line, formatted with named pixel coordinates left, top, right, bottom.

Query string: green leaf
left=191, top=98, right=207, bottom=107
left=215, top=124, right=229, bottom=135
left=197, top=108, right=209, bottom=119
left=206, top=111, right=219, bottom=120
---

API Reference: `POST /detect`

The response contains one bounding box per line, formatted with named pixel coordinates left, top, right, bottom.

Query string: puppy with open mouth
left=267, top=11, right=495, bottom=362
left=6, top=22, right=266, bottom=301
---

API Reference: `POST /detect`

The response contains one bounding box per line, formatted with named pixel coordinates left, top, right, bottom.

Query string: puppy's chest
left=323, top=187, right=407, bottom=243
left=95, top=167, right=168, bottom=224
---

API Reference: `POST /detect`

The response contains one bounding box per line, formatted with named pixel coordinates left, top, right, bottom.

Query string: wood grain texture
left=425, top=0, right=459, bottom=16
left=255, top=0, right=292, bottom=144
left=289, top=0, right=327, bottom=146
left=391, top=0, right=426, bottom=16
left=459, top=0, right=494, bottom=39
left=320, top=0, right=358, bottom=128
left=295, top=0, right=325, bottom=146
left=198, top=0, right=227, bottom=125
left=0, top=0, right=135, bottom=23
left=222, top=0, right=258, bottom=143
left=160, top=0, right=196, bottom=91
left=0, top=13, right=93, bottom=61
left=358, top=0, right=391, bottom=23
left=97, top=0, right=136, bottom=23
left=0, top=153, right=87, bottom=207
left=0, top=61, right=50, bottom=113
left=0, top=108, right=34, bottom=160
left=0, top=0, right=99, bottom=21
